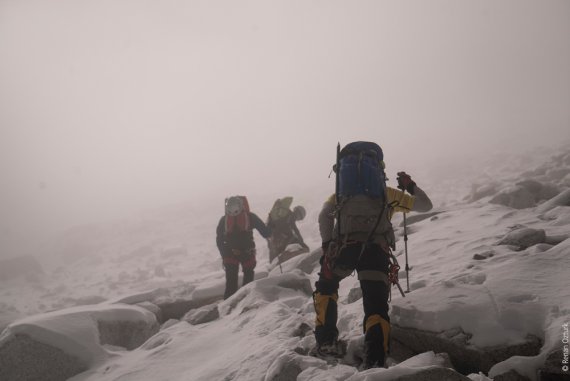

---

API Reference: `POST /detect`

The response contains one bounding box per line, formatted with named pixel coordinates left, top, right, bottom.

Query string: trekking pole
left=403, top=212, right=410, bottom=293
left=278, top=254, right=283, bottom=274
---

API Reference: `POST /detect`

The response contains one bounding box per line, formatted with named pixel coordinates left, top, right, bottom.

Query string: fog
left=1, top=0, right=569, bottom=257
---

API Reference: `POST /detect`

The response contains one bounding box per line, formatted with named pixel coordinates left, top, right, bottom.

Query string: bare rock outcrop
left=0, top=333, right=87, bottom=381
left=391, top=325, right=542, bottom=375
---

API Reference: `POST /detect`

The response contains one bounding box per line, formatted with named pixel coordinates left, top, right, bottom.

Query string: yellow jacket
left=318, top=186, right=432, bottom=244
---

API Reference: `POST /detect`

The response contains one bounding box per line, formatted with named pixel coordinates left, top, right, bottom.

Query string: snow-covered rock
left=0, top=333, right=87, bottom=381
left=183, top=303, right=220, bottom=325
left=489, top=180, right=559, bottom=209
left=0, top=304, right=158, bottom=381
left=497, top=227, right=546, bottom=250
left=1, top=146, right=569, bottom=381
left=135, top=301, right=163, bottom=322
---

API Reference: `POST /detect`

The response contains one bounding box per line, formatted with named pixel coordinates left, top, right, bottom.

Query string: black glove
left=321, top=240, right=331, bottom=252
left=397, top=172, right=416, bottom=195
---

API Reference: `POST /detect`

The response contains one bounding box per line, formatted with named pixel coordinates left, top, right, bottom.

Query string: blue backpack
left=335, top=141, right=394, bottom=247
left=338, top=141, right=386, bottom=199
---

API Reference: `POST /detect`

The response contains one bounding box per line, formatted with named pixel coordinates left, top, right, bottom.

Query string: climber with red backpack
left=311, top=141, right=433, bottom=369
left=216, top=196, right=271, bottom=299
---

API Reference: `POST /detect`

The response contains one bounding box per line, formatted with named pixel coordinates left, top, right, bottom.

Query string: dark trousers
left=314, top=242, right=391, bottom=366
left=223, top=249, right=256, bottom=299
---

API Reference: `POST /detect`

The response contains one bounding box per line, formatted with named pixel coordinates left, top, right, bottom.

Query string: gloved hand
left=397, top=172, right=416, bottom=195
left=321, top=240, right=331, bottom=253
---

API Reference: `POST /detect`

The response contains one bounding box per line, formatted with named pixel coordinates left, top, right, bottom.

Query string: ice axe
left=397, top=172, right=412, bottom=293
left=277, top=254, right=283, bottom=274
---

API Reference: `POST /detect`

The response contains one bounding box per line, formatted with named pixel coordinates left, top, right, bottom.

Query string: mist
left=1, top=0, right=569, bottom=257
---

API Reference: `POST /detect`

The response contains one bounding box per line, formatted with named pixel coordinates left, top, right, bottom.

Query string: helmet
left=292, top=205, right=306, bottom=221
left=225, top=196, right=245, bottom=216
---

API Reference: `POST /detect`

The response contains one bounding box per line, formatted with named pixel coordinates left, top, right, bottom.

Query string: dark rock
left=291, top=322, right=312, bottom=338
left=394, top=367, right=471, bottom=381
left=98, top=319, right=159, bottom=350
left=490, top=181, right=560, bottom=209
left=517, top=180, right=558, bottom=200
left=473, top=251, right=494, bottom=260
left=537, top=349, right=570, bottom=380
left=391, top=325, right=542, bottom=375
left=493, top=370, right=532, bottom=381
left=155, top=299, right=196, bottom=322
left=0, top=333, right=87, bottom=381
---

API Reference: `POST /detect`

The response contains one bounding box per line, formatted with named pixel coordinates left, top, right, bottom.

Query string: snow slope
left=1, top=146, right=569, bottom=380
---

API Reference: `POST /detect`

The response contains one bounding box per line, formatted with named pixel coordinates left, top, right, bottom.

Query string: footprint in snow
left=454, top=273, right=487, bottom=285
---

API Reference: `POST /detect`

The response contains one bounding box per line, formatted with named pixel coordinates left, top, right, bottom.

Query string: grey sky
left=1, top=0, right=569, bottom=255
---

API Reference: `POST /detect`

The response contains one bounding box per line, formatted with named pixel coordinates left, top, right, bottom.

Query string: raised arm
left=397, top=172, right=433, bottom=213
left=250, top=213, right=272, bottom=238
left=411, top=185, right=433, bottom=212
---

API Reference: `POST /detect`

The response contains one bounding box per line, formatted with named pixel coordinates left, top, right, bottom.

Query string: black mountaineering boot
left=363, top=324, right=386, bottom=369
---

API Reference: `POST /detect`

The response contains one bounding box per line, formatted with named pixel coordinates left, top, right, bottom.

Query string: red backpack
left=224, top=196, right=251, bottom=233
